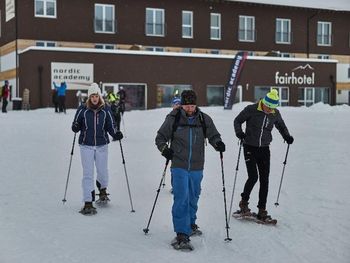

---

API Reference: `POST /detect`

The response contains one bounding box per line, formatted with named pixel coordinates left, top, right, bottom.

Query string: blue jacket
left=53, top=82, right=67, bottom=96
left=72, top=104, right=117, bottom=146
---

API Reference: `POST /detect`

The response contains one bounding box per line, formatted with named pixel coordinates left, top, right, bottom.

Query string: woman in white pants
left=72, top=83, right=123, bottom=215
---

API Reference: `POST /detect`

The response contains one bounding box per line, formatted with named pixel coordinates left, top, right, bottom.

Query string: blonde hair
left=86, top=95, right=105, bottom=109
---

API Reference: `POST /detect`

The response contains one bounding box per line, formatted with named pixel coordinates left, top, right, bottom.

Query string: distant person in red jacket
left=2, top=80, right=10, bottom=113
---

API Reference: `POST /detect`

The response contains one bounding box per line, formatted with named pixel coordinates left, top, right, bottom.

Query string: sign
left=5, top=0, right=15, bottom=22
left=275, top=64, right=316, bottom=86
left=224, top=51, right=247, bottom=109
left=51, top=62, right=94, bottom=90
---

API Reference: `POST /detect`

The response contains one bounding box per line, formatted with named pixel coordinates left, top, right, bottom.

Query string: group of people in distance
left=71, top=83, right=293, bottom=251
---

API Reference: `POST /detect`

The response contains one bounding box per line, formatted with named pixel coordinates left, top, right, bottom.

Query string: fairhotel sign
left=275, top=64, right=315, bottom=86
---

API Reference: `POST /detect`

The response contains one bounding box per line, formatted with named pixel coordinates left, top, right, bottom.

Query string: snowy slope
left=0, top=103, right=349, bottom=263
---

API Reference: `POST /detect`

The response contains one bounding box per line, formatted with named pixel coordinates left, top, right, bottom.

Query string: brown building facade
left=0, top=0, right=348, bottom=109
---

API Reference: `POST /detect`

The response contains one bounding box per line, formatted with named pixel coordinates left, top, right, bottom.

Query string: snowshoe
left=96, top=188, right=110, bottom=205
left=190, top=224, right=203, bottom=236
left=171, top=233, right=194, bottom=251
left=79, top=202, right=97, bottom=215
left=232, top=210, right=277, bottom=225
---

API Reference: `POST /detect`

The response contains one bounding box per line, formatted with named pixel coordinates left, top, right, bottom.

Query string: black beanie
left=181, top=90, right=197, bottom=105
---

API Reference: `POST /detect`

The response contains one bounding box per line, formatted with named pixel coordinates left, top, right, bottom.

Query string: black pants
left=241, top=145, right=270, bottom=209
left=2, top=98, right=8, bottom=113
left=58, top=96, right=66, bottom=113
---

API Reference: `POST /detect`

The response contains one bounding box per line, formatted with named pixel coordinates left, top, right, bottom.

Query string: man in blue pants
left=155, top=90, right=226, bottom=251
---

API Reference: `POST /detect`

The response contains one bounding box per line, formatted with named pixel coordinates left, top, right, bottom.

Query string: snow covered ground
left=0, top=103, right=349, bottom=263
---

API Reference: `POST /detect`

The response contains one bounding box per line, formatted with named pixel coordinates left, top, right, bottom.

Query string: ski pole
left=119, top=140, right=135, bottom=212
left=228, top=140, right=243, bottom=226
left=62, top=133, right=77, bottom=204
left=275, top=144, right=290, bottom=207
left=219, top=152, right=232, bottom=242
left=121, top=114, right=126, bottom=138
left=143, top=159, right=170, bottom=234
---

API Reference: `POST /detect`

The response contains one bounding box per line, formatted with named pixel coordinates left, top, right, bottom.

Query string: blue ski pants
left=171, top=168, right=203, bottom=236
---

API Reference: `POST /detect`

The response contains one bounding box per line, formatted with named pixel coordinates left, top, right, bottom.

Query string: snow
left=0, top=103, right=349, bottom=263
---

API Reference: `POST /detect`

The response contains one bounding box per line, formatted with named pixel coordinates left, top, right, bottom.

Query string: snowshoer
left=156, top=90, right=226, bottom=250
left=234, top=89, right=294, bottom=221
left=71, top=83, right=123, bottom=215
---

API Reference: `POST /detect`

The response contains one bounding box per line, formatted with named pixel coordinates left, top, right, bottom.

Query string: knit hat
left=181, top=90, right=197, bottom=105
left=262, top=89, right=279, bottom=108
left=172, top=96, right=181, bottom=106
left=88, top=83, right=101, bottom=97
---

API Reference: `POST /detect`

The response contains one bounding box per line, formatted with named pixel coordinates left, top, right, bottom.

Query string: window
left=210, top=13, right=221, bottom=40
left=145, top=46, right=164, bottom=52
left=35, top=0, right=56, bottom=18
left=95, top=44, right=115, bottom=49
left=276, top=18, right=291, bottom=44
left=348, top=67, right=350, bottom=78
left=298, top=87, right=329, bottom=106
left=146, top=8, right=165, bottom=36
left=36, top=41, right=56, bottom=47
left=317, top=21, right=332, bottom=46
left=255, top=86, right=289, bottom=106
left=156, top=85, right=191, bottom=107
left=279, top=52, right=294, bottom=58
left=182, top=48, right=192, bottom=53
left=317, top=54, right=330, bottom=59
left=94, top=4, right=116, bottom=34
left=210, top=49, right=220, bottom=54
left=239, top=16, right=255, bottom=42
left=182, top=11, right=193, bottom=38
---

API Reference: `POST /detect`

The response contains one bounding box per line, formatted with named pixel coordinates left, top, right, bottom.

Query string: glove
left=161, top=147, right=174, bottom=160
left=236, top=131, right=246, bottom=140
left=72, top=122, right=80, bottom=133
left=215, top=141, right=226, bottom=152
left=113, top=131, right=123, bottom=141
left=285, top=135, right=294, bottom=144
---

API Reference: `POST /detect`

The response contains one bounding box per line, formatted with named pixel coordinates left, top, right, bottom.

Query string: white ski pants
left=80, top=144, right=109, bottom=202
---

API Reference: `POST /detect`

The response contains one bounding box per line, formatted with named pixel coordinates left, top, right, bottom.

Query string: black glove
left=215, top=141, right=226, bottom=152
left=236, top=131, right=246, bottom=140
left=72, top=122, right=80, bottom=133
left=113, top=131, right=123, bottom=141
left=161, top=147, right=174, bottom=160
left=284, top=135, right=294, bottom=144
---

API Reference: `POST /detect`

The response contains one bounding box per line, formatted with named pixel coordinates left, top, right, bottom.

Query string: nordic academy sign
left=275, top=64, right=315, bottom=86
left=51, top=62, right=93, bottom=90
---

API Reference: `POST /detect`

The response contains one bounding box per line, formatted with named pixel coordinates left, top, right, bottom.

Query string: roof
left=227, top=0, right=350, bottom=11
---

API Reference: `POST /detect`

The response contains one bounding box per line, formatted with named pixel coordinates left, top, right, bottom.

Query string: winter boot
left=79, top=202, right=97, bottom=215
left=190, top=224, right=203, bottom=236
left=96, top=188, right=110, bottom=204
left=257, top=208, right=270, bottom=221
left=239, top=199, right=251, bottom=215
left=171, top=233, right=194, bottom=251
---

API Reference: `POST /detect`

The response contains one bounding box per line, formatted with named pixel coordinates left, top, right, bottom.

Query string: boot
left=171, top=233, right=194, bottom=251
left=79, top=202, right=97, bottom=215
left=257, top=208, right=269, bottom=221
left=239, top=199, right=251, bottom=214
left=190, top=224, right=203, bottom=236
left=97, top=188, right=110, bottom=204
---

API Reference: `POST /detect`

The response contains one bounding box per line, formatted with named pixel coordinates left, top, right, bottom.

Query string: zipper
left=259, top=115, right=267, bottom=147
left=94, top=111, right=97, bottom=146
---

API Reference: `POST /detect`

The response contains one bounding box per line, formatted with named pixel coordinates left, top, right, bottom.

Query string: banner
left=51, top=62, right=94, bottom=90
left=224, top=52, right=247, bottom=109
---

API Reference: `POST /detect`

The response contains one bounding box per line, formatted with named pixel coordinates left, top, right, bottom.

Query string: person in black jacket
left=234, top=89, right=294, bottom=221
left=72, top=83, right=123, bottom=215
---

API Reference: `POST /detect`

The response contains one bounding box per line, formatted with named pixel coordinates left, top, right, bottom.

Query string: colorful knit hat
left=172, top=96, right=181, bottom=105
left=262, top=89, right=279, bottom=108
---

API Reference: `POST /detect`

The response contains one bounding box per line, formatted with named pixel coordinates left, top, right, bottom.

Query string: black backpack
left=170, top=109, right=207, bottom=144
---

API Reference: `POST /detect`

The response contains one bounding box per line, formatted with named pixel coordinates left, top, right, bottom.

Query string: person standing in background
left=2, top=80, right=10, bottom=113
left=53, top=81, right=67, bottom=113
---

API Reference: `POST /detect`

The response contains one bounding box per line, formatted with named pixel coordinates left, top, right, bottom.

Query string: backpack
left=170, top=109, right=207, bottom=144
